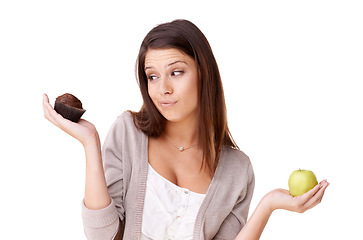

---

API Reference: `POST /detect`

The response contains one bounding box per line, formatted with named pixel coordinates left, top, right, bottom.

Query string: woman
left=43, top=19, right=329, bottom=240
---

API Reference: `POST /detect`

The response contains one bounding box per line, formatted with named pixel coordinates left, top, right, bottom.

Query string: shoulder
left=114, top=111, right=135, bottom=127
left=220, top=146, right=253, bottom=174
left=105, top=111, right=146, bottom=145
left=218, top=146, right=254, bottom=192
left=111, top=111, right=142, bottom=134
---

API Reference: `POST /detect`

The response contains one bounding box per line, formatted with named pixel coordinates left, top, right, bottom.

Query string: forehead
left=145, top=48, right=194, bottom=67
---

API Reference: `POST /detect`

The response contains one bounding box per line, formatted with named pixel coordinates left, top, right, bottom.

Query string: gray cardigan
left=82, top=112, right=255, bottom=240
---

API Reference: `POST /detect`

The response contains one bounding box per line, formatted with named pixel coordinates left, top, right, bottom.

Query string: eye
left=171, top=70, right=184, bottom=77
left=147, top=75, right=158, bottom=82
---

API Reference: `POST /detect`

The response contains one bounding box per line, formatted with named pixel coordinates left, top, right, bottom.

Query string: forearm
left=43, top=94, right=112, bottom=210
left=83, top=135, right=111, bottom=210
left=235, top=194, right=273, bottom=240
left=235, top=182, right=329, bottom=240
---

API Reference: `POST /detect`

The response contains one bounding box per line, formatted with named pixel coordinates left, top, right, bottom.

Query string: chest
left=141, top=163, right=206, bottom=239
left=148, top=137, right=212, bottom=194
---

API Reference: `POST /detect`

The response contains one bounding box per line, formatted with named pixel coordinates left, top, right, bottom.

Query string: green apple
left=288, top=169, right=318, bottom=197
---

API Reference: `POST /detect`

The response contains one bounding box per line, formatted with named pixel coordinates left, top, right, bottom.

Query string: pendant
left=179, top=147, right=184, bottom=151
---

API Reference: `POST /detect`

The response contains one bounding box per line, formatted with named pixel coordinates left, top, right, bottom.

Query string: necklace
left=164, top=133, right=198, bottom=152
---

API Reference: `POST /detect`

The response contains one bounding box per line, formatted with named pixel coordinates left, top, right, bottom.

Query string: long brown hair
left=131, top=19, right=238, bottom=174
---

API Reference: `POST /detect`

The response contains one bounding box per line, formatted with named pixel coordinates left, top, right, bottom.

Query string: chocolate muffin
left=54, top=93, right=86, bottom=122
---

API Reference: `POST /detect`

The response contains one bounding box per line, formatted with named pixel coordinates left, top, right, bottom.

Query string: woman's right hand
left=44, top=93, right=111, bottom=210
left=43, top=93, right=99, bottom=148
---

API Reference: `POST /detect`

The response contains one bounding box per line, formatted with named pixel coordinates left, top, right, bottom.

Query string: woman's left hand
left=267, top=180, right=329, bottom=213
left=234, top=180, right=329, bottom=240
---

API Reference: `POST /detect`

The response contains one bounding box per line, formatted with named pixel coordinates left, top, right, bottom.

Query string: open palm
left=268, top=180, right=329, bottom=213
left=43, top=93, right=99, bottom=147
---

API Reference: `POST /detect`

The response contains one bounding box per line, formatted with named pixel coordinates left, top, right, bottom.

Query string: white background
left=1, top=0, right=362, bottom=239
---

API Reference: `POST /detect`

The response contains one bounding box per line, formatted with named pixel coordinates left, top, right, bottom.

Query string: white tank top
left=141, top=164, right=206, bottom=240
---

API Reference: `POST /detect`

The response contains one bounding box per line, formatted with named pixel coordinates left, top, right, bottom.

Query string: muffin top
left=55, top=93, right=83, bottom=109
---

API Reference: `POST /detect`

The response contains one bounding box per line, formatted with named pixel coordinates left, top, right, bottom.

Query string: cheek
left=179, top=83, right=198, bottom=112
left=147, top=85, right=155, bottom=100
left=148, top=85, right=159, bottom=106
left=187, top=76, right=199, bottom=103
left=189, top=88, right=199, bottom=107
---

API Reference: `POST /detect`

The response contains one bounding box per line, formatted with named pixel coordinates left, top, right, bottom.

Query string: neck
left=164, top=117, right=199, bottom=148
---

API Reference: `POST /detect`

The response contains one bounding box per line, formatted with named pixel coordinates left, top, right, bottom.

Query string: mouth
left=159, top=101, right=178, bottom=108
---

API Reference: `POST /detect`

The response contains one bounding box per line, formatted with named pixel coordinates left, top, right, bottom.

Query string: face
left=145, top=48, right=199, bottom=124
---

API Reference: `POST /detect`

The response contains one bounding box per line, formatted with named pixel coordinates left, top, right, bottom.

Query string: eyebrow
left=145, top=60, right=187, bottom=71
left=168, top=60, right=187, bottom=67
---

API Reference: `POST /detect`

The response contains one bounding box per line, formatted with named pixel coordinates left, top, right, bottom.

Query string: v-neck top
left=82, top=111, right=255, bottom=240
left=141, top=164, right=206, bottom=240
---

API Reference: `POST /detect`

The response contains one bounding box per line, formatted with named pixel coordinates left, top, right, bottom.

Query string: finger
left=43, top=93, right=71, bottom=130
left=43, top=93, right=54, bottom=117
left=319, top=179, right=328, bottom=185
left=304, top=187, right=328, bottom=212
left=43, top=94, right=62, bottom=127
left=298, top=182, right=321, bottom=203
left=303, top=181, right=329, bottom=210
left=43, top=94, right=57, bottom=124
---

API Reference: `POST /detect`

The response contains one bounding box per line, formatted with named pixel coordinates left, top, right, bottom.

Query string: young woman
left=43, top=19, right=329, bottom=240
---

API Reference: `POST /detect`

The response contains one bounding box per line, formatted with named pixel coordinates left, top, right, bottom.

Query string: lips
left=159, top=100, right=178, bottom=108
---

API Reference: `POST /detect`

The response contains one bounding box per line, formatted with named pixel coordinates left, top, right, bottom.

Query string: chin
left=161, top=110, right=197, bottom=124
left=160, top=112, right=181, bottom=122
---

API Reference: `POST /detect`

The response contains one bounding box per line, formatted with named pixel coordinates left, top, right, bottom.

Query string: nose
left=159, top=75, right=173, bottom=95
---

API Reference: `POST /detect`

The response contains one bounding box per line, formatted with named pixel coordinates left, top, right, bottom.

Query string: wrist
left=82, top=132, right=101, bottom=150
left=82, top=135, right=102, bottom=164
left=262, top=191, right=277, bottom=214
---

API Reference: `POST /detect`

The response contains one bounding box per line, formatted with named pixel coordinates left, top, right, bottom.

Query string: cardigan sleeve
left=213, top=162, right=255, bottom=239
left=82, top=116, right=127, bottom=240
